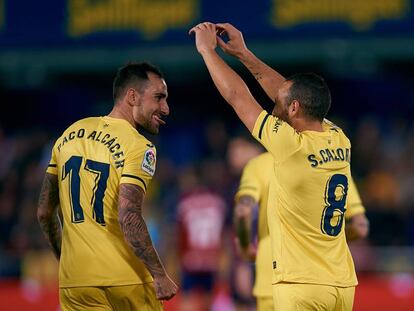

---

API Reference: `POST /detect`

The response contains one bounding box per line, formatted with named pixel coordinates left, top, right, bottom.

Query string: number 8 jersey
left=252, top=110, right=357, bottom=287
left=47, top=116, right=156, bottom=288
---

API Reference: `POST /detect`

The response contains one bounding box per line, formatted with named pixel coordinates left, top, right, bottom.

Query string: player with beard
left=190, top=23, right=359, bottom=311
left=37, top=62, right=178, bottom=310
left=235, top=151, right=368, bottom=311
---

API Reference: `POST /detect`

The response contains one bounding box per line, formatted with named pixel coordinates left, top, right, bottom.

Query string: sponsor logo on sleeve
left=273, top=119, right=283, bottom=133
left=141, top=148, right=156, bottom=176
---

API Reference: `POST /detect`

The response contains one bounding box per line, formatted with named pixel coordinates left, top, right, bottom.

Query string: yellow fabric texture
left=236, top=150, right=364, bottom=297
left=235, top=152, right=273, bottom=298
left=59, top=283, right=162, bottom=311
left=256, top=295, right=274, bottom=311
left=47, top=116, right=156, bottom=287
left=273, top=282, right=355, bottom=311
left=252, top=111, right=357, bottom=287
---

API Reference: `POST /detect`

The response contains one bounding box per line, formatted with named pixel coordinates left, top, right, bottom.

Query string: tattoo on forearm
left=245, top=58, right=265, bottom=81
left=252, top=71, right=263, bottom=81
left=118, top=184, right=164, bottom=277
left=246, top=62, right=262, bottom=80
left=37, top=173, right=62, bottom=259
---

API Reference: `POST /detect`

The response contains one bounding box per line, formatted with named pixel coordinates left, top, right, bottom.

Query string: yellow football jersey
left=252, top=111, right=357, bottom=287
left=235, top=152, right=273, bottom=298
left=346, top=177, right=365, bottom=219
left=46, top=116, right=156, bottom=288
left=236, top=150, right=364, bottom=297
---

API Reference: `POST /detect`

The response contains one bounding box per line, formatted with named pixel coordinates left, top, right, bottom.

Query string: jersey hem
left=235, top=188, right=260, bottom=202
left=253, top=289, right=273, bottom=298
left=345, top=205, right=365, bottom=219
left=272, top=279, right=358, bottom=288
left=119, top=178, right=147, bottom=193
left=59, top=278, right=154, bottom=288
left=46, top=168, right=58, bottom=175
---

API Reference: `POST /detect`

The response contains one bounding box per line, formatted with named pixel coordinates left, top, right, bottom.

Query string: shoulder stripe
left=48, top=164, right=57, bottom=167
left=121, top=174, right=147, bottom=191
left=239, top=185, right=258, bottom=192
left=259, top=114, right=271, bottom=139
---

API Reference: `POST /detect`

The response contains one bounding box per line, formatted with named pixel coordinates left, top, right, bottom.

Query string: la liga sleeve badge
left=141, top=148, right=156, bottom=176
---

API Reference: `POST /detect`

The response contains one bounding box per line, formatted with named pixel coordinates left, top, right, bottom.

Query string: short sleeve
left=46, top=142, right=58, bottom=175
left=120, top=144, right=156, bottom=193
left=252, top=110, right=301, bottom=163
left=345, top=177, right=365, bottom=219
left=235, top=158, right=261, bottom=203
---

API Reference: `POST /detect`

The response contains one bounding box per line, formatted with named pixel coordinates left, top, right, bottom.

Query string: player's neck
left=108, top=104, right=136, bottom=128
left=294, top=119, right=324, bottom=132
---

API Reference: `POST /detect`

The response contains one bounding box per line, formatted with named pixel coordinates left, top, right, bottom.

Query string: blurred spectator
left=1, top=99, right=414, bottom=309
left=175, top=164, right=230, bottom=311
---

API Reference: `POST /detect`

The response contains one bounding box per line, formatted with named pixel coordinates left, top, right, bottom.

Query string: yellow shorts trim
left=60, top=283, right=163, bottom=311
left=273, top=283, right=355, bottom=311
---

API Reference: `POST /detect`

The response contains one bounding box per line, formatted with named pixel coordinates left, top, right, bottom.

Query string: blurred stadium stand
left=1, top=0, right=414, bottom=310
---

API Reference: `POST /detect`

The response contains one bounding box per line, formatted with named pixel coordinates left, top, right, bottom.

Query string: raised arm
left=216, top=23, right=285, bottom=103
left=118, top=183, right=178, bottom=300
left=189, top=22, right=262, bottom=132
left=37, top=173, right=62, bottom=259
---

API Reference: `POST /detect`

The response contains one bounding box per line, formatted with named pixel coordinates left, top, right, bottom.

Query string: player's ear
left=126, top=88, right=140, bottom=106
left=289, top=100, right=300, bottom=116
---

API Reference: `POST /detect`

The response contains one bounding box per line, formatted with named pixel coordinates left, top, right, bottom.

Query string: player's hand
left=215, top=23, right=248, bottom=59
left=153, top=274, right=179, bottom=300
left=346, top=214, right=369, bottom=241
left=189, top=22, right=218, bottom=54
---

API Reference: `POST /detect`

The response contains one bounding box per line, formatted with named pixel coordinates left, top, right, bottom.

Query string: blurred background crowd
left=1, top=0, right=414, bottom=310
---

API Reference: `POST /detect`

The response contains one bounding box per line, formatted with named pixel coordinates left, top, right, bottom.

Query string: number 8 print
left=321, top=174, right=348, bottom=236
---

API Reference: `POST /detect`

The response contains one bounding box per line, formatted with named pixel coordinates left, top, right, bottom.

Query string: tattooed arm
left=216, top=23, right=285, bottom=102
left=37, top=173, right=62, bottom=259
left=234, top=195, right=257, bottom=261
left=118, top=183, right=178, bottom=300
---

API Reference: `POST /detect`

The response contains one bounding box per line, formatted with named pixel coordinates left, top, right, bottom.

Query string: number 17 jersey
left=252, top=111, right=357, bottom=287
left=47, top=116, right=156, bottom=288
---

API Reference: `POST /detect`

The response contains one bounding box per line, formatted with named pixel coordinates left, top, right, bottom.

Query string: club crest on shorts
left=141, top=148, right=156, bottom=176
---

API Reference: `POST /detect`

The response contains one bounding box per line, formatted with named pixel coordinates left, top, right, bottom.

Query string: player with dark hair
left=37, top=62, right=178, bottom=310
left=235, top=151, right=368, bottom=311
left=190, top=22, right=360, bottom=310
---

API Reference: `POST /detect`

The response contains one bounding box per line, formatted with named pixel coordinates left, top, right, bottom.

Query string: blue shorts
left=181, top=271, right=215, bottom=293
